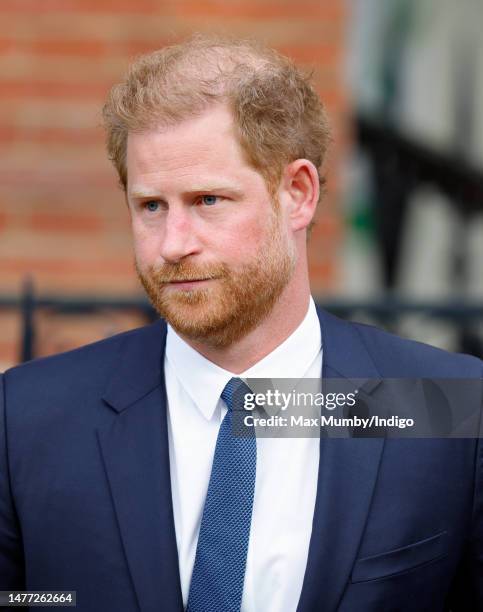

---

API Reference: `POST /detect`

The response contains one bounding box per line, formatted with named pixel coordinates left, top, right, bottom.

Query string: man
left=0, top=34, right=482, bottom=612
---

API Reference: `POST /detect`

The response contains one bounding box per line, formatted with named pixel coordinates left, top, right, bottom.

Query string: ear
left=280, top=159, right=319, bottom=232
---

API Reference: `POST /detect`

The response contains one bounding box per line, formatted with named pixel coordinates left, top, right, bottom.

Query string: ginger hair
left=102, top=33, right=331, bottom=205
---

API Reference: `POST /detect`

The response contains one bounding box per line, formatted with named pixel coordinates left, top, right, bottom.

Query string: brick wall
left=0, top=0, right=348, bottom=368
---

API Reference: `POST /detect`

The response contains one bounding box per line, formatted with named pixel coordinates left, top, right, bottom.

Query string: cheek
left=132, top=231, right=159, bottom=268
left=218, top=227, right=264, bottom=262
left=228, top=214, right=269, bottom=247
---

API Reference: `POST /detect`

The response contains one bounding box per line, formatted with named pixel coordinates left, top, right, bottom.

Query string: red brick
left=0, top=39, right=15, bottom=53
left=277, top=43, right=341, bottom=66
left=0, top=309, right=21, bottom=368
left=0, top=53, right=126, bottom=84
left=0, top=0, right=163, bottom=16
left=0, top=189, right=128, bottom=231
left=0, top=0, right=348, bottom=305
left=0, top=80, right=108, bottom=100
left=0, top=14, right=331, bottom=46
left=175, top=0, right=344, bottom=21
left=29, top=39, right=108, bottom=57
left=0, top=340, right=19, bottom=369
left=0, top=38, right=109, bottom=57
left=122, top=39, right=173, bottom=57
left=0, top=258, right=134, bottom=276
left=0, top=126, right=102, bottom=145
left=27, top=213, right=104, bottom=234
left=0, top=310, right=20, bottom=342
left=309, top=261, right=337, bottom=287
left=0, top=168, right=113, bottom=190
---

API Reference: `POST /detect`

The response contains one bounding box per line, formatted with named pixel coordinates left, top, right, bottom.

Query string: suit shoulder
left=351, top=319, right=483, bottom=378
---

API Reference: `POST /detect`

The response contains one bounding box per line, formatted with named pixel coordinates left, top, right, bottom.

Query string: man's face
left=126, top=104, right=297, bottom=347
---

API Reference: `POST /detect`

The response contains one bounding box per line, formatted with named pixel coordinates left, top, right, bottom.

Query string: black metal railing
left=1, top=280, right=482, bottom=363
left=355, top=115, right=483, bottom=288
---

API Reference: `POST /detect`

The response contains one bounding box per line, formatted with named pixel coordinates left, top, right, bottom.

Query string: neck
left=179, top=266, right=311, bottom=374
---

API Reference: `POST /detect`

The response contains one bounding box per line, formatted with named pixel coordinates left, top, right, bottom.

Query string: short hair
left=102, top=32, right=331, bottom=204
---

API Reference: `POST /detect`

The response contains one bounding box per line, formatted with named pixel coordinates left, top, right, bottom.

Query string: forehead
left=126, top=104, right=257, bottom=191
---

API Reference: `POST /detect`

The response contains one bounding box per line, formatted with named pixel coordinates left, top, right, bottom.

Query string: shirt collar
left=165, top=296, right=321, bottom=421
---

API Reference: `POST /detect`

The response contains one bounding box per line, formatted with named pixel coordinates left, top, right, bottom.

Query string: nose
left=159, top=207, right=201, bottom=263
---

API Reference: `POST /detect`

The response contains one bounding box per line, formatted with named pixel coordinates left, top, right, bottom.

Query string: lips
left=164, top=278, right=217, bottom=289
left=167, top=278, right=213, bottom=284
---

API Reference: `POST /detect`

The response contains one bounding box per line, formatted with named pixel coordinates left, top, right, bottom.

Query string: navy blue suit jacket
left=1, top=307, right=482, bottom=611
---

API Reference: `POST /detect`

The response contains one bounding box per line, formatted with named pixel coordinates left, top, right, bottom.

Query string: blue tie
left=187, top=378, right=257, bottom=612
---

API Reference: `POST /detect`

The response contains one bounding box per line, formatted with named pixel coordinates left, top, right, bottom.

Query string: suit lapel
left=94, top=309, right=386, bottom=612
left=97, top=321, right=183, bottom=612
left=296, top=308, right=386, bottom=612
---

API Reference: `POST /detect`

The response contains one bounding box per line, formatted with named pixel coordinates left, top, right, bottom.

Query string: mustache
left=143, top=261, right=228, bottom=283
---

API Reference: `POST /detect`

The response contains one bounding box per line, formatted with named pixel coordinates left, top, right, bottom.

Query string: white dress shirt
left=165, top=297, right=322, bottom=612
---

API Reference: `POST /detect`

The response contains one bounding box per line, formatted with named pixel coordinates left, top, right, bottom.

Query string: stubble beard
left=136, top=210, right=297, bottom=348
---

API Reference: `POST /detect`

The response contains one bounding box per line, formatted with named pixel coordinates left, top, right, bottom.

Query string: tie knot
left=221, top=377, right=251, bottom=412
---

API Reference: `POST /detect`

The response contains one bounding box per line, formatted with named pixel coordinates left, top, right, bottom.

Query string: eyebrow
left=129, top=185, right=244, bottom=199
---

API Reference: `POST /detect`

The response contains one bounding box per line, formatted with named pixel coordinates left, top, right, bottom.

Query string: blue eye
left=201, top=195, right=218, bottom=206
left=145, top=201, right=159, bottom=212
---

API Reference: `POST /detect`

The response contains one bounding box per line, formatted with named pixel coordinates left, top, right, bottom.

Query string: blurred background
left=1, top=0, right=482, bottom=370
